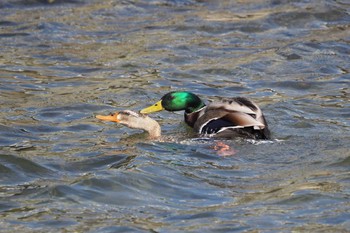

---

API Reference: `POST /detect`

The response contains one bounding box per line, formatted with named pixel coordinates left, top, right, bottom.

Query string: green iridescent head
left=140, top=91, right=205, bottom=114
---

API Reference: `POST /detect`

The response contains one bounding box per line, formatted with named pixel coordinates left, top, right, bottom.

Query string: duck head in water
left=96, top=110, right=161, bottom=139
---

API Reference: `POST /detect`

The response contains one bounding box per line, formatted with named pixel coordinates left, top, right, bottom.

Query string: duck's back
left=194, top=97, right=270, bottom=139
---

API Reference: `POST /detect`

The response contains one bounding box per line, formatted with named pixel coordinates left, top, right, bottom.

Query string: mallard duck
left=96, top=110, right=161, bottom=139
left=140, top=91, right=270, bottom=139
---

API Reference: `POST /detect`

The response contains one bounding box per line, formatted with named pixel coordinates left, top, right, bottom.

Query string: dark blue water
left=0, top=0, right=349, bottom=232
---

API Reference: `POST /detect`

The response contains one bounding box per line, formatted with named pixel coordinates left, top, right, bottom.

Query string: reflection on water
left=0, top=0, right=349, bottom=232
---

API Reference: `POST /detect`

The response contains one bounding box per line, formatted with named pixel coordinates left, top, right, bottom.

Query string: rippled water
left=0, top=0, right=349, bottom=232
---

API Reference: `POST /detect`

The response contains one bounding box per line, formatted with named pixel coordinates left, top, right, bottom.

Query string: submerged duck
left=96, top=110, right=161, bottom=139
left=140, top=91, right=270, bottom=139
left=96, top=109, right=236, bottom=156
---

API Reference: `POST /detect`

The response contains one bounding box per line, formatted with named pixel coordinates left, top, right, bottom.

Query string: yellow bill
left=140, top=100, right=164, bottom=114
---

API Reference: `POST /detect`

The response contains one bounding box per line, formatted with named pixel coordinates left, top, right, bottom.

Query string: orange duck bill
left=96, top=113, right=120, bottom=123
